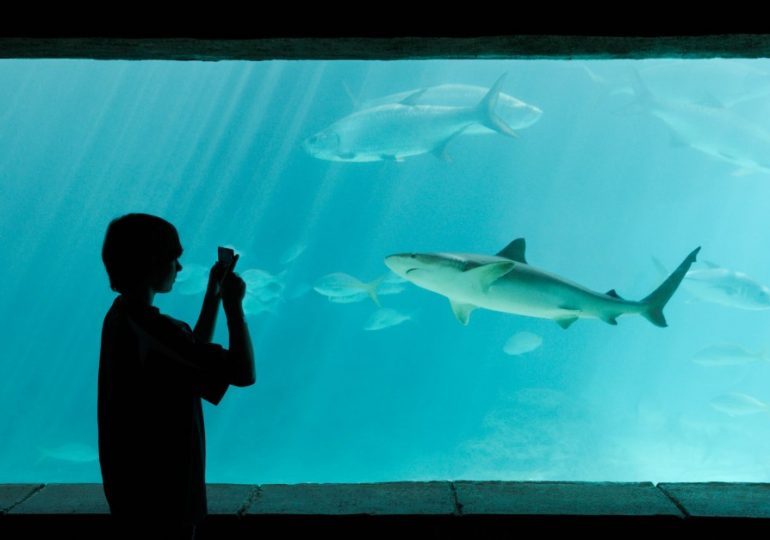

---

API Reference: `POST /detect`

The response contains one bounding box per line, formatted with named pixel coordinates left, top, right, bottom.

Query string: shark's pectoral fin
left=450, top=300, right=477, bottom=325
left=556, top=304, right=580, bottom=329
left=464, top=261, right=515, bottom=293
left=555, top=316, right=579, bottom=329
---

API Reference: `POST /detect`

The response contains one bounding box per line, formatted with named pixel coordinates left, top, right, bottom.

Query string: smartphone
left=217, top=247, right=237, bottom=286
left=218, top=246, right=235, bottom=265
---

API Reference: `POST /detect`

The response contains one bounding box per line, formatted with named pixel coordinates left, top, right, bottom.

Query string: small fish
left=710, top=393, right=770, bottom=417
left=243, top=292, right=279, bottom=316
left=38, top=442, right=99, bottom=463
left=692, top=344, right=769, bottom=366
left=242, top=268, right=285, bottom=289
left=174, top=263, right=210, bottom=295
left=314, top=273, right=382, bottom=306
left=503, top=331, right=543, bottom=356
left=364, top=308, right=412, bottom=331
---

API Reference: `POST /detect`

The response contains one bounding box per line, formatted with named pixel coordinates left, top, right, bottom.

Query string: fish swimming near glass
left=692, top=343, right=770, bottom=366
left=503, top=331, right=543, bottom=355
left=363, top=308, right=412, bottom=331
left=38, top=442, right=99, bottom=463
left=710, top=393, right=770, bottom=417
left=303, top=75, right=518, bottom=162
left=653, top=259, right=770, bottom=310
left=358, top=83, right=542, bottom=135
left=631, top=70, right=770, bottom=175
left=385, top=238, right=699, bottom=328
left=314, top=272, right=383, bottom=306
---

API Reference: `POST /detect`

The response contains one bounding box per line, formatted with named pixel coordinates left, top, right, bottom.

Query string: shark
left=384, top=238, right=700, bottom=328
left=303, top=75, right=517, bottom=162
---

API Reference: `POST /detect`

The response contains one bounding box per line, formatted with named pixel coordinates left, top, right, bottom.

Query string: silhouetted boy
left=98, top=213, right=255, bottom=539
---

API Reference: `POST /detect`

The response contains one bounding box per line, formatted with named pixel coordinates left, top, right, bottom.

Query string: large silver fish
left=303, top=76, right=517, bottom=162
left=632, top=70, right=770, bottom=174
left=358, top=83, right=542, bottom=135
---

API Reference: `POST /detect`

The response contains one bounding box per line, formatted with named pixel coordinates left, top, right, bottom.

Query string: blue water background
left=2, top=59, right=770, bottom=483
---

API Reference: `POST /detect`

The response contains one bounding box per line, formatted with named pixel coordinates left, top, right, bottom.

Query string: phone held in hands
left=217, top=247, right=237, bottom=286
left=218, top=246, right=235, bottom=265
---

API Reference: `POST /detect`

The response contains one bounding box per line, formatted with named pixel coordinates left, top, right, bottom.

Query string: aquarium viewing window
left=2, top=40, right=770, bottom=487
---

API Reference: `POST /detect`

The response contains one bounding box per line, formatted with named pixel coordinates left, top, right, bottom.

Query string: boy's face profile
left=150, top=256, right=183, bottom=294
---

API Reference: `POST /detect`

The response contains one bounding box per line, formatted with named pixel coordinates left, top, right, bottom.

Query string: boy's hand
left=207, top=254, right=240, bottom=298
left=221, top=271, right=246, bottom=312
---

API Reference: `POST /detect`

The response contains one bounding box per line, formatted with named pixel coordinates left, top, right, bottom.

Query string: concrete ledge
left=247, top=482, right=455, bottom=515
left=207, top=483, right=257, bottom=515
left=659, top=483, right=770, bottom=518
left=0, top=484, right=43, bottom=514
left=455, top=481, right=683, bottom=516
left=1, top=482, right=767, bottom=517
left=9, top=484, right=109, bottom=515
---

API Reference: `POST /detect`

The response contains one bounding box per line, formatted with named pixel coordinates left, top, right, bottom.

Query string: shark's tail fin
left=476, top=74, right=518, bottom=138
left=641, top=247, right=700, bottom=327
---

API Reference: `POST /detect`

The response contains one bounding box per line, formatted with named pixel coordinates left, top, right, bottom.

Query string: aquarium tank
left=2, top=58, right=770, bottom=485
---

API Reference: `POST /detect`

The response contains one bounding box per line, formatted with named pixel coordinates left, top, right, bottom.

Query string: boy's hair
left=102, top=213, right=182, bottom=294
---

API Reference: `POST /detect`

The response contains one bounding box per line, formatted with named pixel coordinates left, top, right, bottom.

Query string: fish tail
left=641, top=247, right=701, bottom=327
left=477, top=74, right=518, bottom=138
left=365, top=276, right=385, bottom=307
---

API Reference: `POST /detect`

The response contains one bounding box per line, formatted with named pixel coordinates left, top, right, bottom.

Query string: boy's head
left=102, top=213, right=183, bottom=294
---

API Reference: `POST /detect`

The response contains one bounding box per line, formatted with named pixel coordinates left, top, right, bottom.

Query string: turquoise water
left=2, top=59, right=770, bottom=484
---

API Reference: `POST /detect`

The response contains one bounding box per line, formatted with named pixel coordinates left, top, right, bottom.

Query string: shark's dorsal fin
left=450, top=300, right=477, bottom=326
left=400, top=88, right=427, bottom=106
left=463, top=261, right=515, bottom=293
left=605, top=289, right=622, bottom=299
left=496, top=238, right=527, bottom=264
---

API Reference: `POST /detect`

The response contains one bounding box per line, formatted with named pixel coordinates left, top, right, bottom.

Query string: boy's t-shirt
left=97, top=295, right=230, bottom=524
